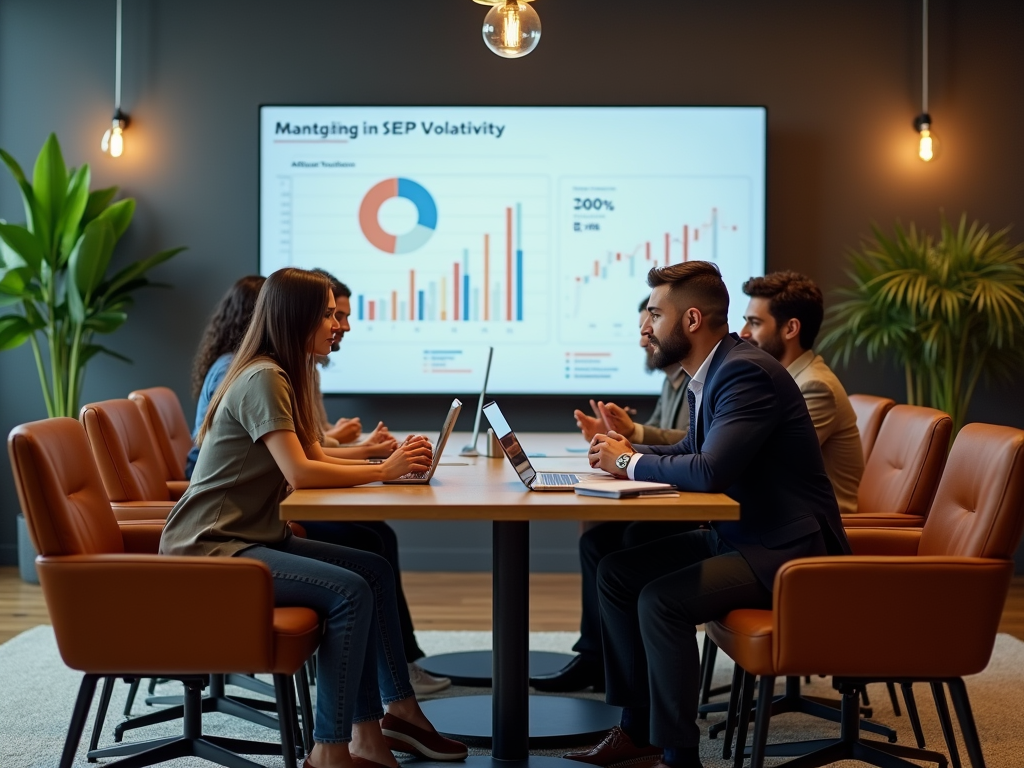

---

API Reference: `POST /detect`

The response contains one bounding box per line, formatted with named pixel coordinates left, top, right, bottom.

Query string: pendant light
left=474, top=0, right=541, bottom=59
left=913, top=0, right=935, bottom=162
left=100, top=0, right=129, bottom=158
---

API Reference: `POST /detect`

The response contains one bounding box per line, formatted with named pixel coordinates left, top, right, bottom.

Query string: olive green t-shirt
left=159, top=360, right=295, bottom=557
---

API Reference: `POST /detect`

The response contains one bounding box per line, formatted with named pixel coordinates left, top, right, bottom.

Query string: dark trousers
left=598, top=529, right=772, bottom=748
left=299, top=520, right=425, bottom=662
left=574, top=521, right=698, bottom=661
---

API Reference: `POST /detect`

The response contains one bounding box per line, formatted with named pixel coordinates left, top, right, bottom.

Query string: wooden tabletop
left=281, top=432, right=739, bottom=522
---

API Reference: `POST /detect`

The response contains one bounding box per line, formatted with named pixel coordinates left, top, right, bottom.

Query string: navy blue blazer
left=633, top=333, right=851, bottom=589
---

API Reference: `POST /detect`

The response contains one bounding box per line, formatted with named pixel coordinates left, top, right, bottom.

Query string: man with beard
left=533, top=300, right=692, bottom=693
left=574, top=297, right=690, bottom=446
left=740, top=272, right=863, bottom=514
left=572, top=261, right=850, bottom=768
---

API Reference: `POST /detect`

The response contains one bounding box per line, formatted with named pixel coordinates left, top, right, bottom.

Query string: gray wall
left=2, top=0, right=1023, bottom=571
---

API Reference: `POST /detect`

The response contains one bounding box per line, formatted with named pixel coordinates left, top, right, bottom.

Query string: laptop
left=482, top=400, right=601, bottom=491
left=384, top=398, right=463, bottom=484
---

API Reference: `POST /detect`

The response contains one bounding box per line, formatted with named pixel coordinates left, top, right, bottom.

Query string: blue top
left=184, top=353, right=234, bottom=479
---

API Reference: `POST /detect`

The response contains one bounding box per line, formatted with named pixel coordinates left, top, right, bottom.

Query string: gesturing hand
left=327, top=417, right=362, bottom=444
left=362, top=421, right=393, bottom=446
left=574, top=408, right=604, bottom=442
left=595, top=401, right=637, bottom=440
left=382, top=436, right=433, bottom=479
left=588, top=431, right=635, bottom=478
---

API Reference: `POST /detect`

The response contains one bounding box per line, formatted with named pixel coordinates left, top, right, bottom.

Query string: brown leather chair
left=80, top=398, right=177, bottom=519
left=130, top=386, right=192, bottom=499
left=849, top=394, right=896, bottom=461
left=8, top=417, right=321, bottom=768
left=706, top=422, right=1024, bottom=768
left=844, top=404, right=952, bottom=528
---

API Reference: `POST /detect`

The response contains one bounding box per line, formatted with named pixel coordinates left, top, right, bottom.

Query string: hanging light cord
left=921, top=0, right=929, bottom=114
left=114, top=0, right=123, bottom=112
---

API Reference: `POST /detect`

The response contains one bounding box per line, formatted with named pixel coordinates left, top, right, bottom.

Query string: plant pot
left=17, top=513, right=39, bottom=584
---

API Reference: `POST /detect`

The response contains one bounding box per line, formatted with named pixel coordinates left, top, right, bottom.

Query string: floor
left=3, top=566, right=1024, bottom=644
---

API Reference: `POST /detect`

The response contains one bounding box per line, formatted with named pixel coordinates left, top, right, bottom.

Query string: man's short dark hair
left=742, top=271, right=823, bottom=350
left=646, top=261, right=729, bottom=330
left=311, top=267, right=351, bottom=299
left=638, top=295, right=650, bottom=313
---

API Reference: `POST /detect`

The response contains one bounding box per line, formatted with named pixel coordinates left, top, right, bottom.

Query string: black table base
left=421, top=694, right=621, bottom=749
left=419, top=651, right=576, bottom=687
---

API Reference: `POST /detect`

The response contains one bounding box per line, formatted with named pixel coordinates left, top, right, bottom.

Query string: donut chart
left=359, top=177, right=437, bottom=254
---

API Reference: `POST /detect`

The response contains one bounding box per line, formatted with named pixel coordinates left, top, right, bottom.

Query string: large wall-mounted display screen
left=260, top=106, right=766, bottom=394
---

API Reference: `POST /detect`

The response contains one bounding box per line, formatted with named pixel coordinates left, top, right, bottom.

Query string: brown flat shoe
left=380, top=712, right=469, bottom=761
left=303, top=756, right=396, bottom=768
left=563, top=726, right=663, bottom=768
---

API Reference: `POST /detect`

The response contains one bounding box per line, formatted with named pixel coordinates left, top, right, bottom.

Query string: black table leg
left=493, top=520, right=531, bottom=760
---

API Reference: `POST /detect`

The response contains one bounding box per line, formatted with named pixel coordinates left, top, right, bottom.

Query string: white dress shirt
left=626, top=339, right=723, bottom=479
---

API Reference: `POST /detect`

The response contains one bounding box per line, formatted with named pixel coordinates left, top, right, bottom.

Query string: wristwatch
left=615, top=453, right=634, bottom=470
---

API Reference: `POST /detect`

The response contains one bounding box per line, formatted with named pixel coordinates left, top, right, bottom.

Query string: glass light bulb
left=918, top=128, right=933, bottom=162
left=483, top=0, right=541, bottom=59
left=101, top=119, right=125, bottom=158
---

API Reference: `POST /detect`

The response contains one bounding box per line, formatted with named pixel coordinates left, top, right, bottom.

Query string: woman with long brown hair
left=160, top=268, right=467, bottom=768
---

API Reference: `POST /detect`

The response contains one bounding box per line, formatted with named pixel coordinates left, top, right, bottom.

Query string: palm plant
left=819, top=213, right=1024, bottom=436
left=0, top=134, right=185, bottom=417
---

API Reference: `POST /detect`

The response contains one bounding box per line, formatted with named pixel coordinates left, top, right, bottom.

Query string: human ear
left=685, top=308, right=703, bottom=332
left=784, top=318, right=801, bottom=342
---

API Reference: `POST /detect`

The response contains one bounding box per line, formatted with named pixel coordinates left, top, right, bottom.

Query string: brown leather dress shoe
left=563, top=726, right=664, bottom=768
left=380, top=712, right=469, bottom=761
left=303, top=755, right=396, bottom=768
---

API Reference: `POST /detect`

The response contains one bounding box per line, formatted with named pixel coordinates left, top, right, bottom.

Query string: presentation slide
left=259, top=106, right=765, bottom=394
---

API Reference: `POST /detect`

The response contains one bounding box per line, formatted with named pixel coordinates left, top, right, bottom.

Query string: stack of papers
left=574, top=480, right=678, bottom=499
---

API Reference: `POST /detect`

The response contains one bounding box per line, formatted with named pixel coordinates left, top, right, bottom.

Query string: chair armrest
left=773, top=556, right=1013, bottom=678
left=37, top=554, right=276, bottom=674
left=111, top=501, right=175, bottom=521
left=117, top=521, right=165, bottom=553
left=844, top=527, right=922, bottom=556
left=166, top=481, right=189, bottom=501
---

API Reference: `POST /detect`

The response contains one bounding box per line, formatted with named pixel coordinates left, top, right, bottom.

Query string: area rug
left=1, top=626, right=1022, bottom=767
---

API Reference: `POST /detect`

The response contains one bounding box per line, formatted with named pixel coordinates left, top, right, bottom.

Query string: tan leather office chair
left=849, top=394, right=896, bottom=460
left=130, top=386, right=192, bottom=498
left=707, top=423, right=1024, bottom=768
left=9, top=417, right=321, bottom=768
left=844, top=404, right=952, bottom=528
left=80, top=398, right=177, bottom=519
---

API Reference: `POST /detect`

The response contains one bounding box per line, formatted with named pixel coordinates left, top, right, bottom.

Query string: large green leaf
left=82, top=186, right=119, bottom=226
left=57, top=165, right=91, bottom=264
left=0, top=314, right=33, bottom=350
left=0, top=148, right=46, bottom=240
left=79, top=342, right=132, bottom=365
left=98, top=246, right=186, bottom=301
left=0, top=266, right=35, bottom=298
left=0, top=222, right=44, bottom=275
left=92, top=198, right=135, bottom=241
left=65, top=218, right=116, bottom=323
left=83, top=310, right=127, bottom=334
left=31, top=134, right=67, bottom=261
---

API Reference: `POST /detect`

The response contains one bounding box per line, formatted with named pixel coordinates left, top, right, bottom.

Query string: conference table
left=281, top=432, right=739, bottom=767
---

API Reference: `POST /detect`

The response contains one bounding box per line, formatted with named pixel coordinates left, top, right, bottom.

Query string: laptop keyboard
left=399, top=471, right=428, bottom=480
left=538, top=473, right=580, bottom=485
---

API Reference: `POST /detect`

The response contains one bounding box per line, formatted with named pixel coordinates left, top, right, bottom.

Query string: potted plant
left=819, top=213, right=1024, bottom=436
left=0, top=133, right=185, bottom=580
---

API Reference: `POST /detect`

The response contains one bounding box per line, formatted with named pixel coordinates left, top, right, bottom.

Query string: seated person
left=533, top=298, right=693, bottom=693
left=574, top=261, right=849, bottom=768
left=575, top=296, right=690, bottom=446
left=187, top=274, right=449, bottom=694
left=161, top=267, right=467, bottom=768
left=741, top=271, right=863, bottom=514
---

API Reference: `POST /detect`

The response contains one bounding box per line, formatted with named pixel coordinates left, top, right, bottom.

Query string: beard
left=649, top=325, right=692, bottom=370
left=643, top=345, right=657, bottom=373
left=750, top=331, right=785, bottom=362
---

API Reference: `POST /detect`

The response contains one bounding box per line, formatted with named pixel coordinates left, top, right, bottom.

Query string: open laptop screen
left=482, top=401, right=536, bottom=488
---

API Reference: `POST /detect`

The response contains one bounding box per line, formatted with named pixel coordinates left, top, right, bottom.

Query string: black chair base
left=112, top=674, right=281, bottom=742
left=740, top=677, right=983, bottom=768
left=63, top=673, right=303, bottom=768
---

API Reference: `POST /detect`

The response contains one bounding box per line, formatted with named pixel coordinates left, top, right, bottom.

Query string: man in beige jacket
left=740, top=271, right=863, bottom=515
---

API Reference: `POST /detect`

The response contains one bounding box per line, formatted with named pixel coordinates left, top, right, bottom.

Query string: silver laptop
left=482, top=400, right=599, bottom=491
left=384, top=398, right=462, bottom=484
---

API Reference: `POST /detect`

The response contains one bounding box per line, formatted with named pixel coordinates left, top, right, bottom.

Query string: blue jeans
left=240, top=535, right=414, bottom=743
